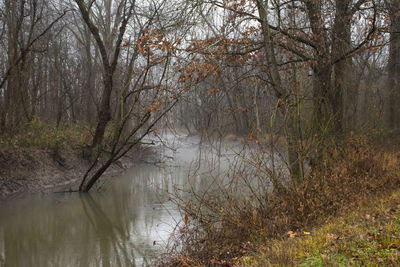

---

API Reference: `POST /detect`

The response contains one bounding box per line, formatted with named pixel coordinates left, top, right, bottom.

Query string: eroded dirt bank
left=0, top=146, right=155, bottom=200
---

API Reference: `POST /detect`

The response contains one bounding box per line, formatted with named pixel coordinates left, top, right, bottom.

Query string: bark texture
left=388, top=0, right=400, bottom=130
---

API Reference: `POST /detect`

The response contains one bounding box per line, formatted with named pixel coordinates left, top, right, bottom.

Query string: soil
left=0, top=145, right=156, bottom=200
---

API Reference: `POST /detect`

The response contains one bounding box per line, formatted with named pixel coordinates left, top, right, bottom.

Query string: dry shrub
left=159, top=136, right=400, bottom=266
left=285, top=137, right=400, bottom=228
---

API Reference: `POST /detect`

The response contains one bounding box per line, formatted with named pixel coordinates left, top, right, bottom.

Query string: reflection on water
left=0, top=134, right=238, bottom=267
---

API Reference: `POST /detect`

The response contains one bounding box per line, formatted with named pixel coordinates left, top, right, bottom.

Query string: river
left=0, top=133, right=241, bottom=266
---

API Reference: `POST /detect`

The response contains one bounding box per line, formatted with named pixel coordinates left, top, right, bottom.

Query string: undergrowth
left=160, top=136, right=400, bottom=266
left=239, top=189, right=400, bottom=266
left=0, top=117, right=92, bottom=151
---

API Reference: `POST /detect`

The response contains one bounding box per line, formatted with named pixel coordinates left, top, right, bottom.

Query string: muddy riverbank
left=0, top=146, right=156, bottom=200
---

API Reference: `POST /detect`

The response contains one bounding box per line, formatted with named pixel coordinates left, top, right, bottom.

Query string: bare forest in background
left=0, top=0, right=399, bottom=191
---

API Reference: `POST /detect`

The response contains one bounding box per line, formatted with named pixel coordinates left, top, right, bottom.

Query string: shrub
left=160, top=136, right=400, bottom=266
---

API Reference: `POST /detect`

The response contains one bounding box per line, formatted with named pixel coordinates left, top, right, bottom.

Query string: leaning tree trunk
left=75, top=0, right=133, bottom=191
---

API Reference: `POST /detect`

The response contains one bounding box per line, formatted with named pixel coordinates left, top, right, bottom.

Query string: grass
left=238, top=189, right=400, bottom=266
left=0, top=118, right=93, bottom=151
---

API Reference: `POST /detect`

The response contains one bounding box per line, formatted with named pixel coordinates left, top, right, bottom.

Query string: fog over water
left=0, top=133, right=243, bottom=266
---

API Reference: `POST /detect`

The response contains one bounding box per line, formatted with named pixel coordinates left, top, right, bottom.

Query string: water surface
left=0, top=134, right=239, bottom=266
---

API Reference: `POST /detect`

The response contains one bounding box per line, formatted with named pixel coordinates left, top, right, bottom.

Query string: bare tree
left=74, top=0, right=134, bottom=153
left=75, top=0, right=192, bottom=191
left=0, top=0, right=68, bottom=130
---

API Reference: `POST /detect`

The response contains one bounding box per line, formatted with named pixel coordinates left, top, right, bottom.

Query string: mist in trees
left=0, top=0, right=398, bottom=191
left=176, top=0, right=397, bottom=184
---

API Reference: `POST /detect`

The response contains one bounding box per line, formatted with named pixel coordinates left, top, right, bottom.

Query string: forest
left=1, top=0, right=400, bottom=266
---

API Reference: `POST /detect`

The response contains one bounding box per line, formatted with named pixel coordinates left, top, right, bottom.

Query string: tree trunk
left=91, top=74, right=113, bottom=150
left=74, top=0, right=131, bottom=156
left=4, top=0, right=21, bottom=130
left=305, top=0, right=343, bottom=142
left=388, top=0, right=400, bottom=130
left=257, top=0, right=302, bottom=185
left=333, top=0, right=355, bottom=134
